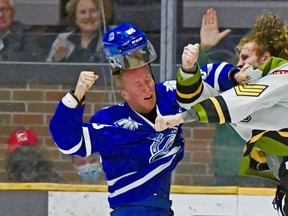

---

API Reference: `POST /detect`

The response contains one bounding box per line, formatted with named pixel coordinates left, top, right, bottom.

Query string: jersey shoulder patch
left=234, top=84, right=268, bottom=97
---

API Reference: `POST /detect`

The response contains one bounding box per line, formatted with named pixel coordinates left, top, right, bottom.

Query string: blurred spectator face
left=236, top=42, right=266, bottom=68
left=6, top=129, right=53, bottom=182
left=0, top=0, right=14, bottom=33
left=75, top=0, right=101, bottom=34
left=7, top=145, right=51, bottom=182
left=73, top=155, right=102, bottom=184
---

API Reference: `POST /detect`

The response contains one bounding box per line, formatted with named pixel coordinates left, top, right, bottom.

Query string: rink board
left=0, top=184, right=278, bottom=216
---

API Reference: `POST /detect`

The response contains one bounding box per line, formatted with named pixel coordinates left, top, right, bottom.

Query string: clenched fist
left=74, top=71, right=99, bottom=101
left=154, top=113, right=184, bottom=132
left=182, top=43, right=200, bottom=70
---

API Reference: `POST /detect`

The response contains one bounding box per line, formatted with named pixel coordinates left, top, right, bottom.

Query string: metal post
left=160, top=0, right=177, bottom=81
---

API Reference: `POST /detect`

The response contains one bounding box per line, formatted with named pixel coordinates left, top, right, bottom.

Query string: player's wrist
left=181, top=64, right=198, bottom=75
left=62, top=91, right=85, bottom=108
left=228, top=68, right=240, bottom=85
left=181, top=108, right=199, bottom=123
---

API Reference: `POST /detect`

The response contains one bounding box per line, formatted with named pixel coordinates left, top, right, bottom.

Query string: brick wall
left=0, top=82, right=215, bottom=185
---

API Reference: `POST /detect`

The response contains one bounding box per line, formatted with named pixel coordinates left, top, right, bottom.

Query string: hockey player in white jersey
left=155, top=41, right=288, bottom=215
left=188, top=11, right=288, bottom=215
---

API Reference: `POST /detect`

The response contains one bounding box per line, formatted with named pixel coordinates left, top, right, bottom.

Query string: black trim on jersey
left=244, top=143, right=253, bottom=157
left=215, top=96, right=231, bottom=122
left=176, top=79, right=203, bottom=104
left=199, top=96, right=231, bottom=123
left=140, top=106, right=157, bottom=124
left=245, top=129, right=288, bottom=156
left=249, top=158, right=270, bottom=171
left=181, top=64, right=198, bottom=74
left=199, top=99, right=218, bottom=121
left=244, top=130, right=263, bottom=156
left=262, top=130, right=288, bottom=146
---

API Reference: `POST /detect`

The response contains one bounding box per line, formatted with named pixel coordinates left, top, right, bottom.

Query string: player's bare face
left=75, top=0, right=100, bottom=34
left=237, top=42, right=265, bottom=68
left=120, top=65, right=156, bottom=114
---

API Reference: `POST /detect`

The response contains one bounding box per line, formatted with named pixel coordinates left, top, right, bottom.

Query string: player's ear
left=120, top=90, right=128, bottom=99
left=262, top=51, right=271, bottom=62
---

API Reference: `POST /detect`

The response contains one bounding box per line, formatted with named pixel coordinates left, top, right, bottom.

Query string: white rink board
left=48, top=191, right=111, bottom=216
left=48, top=191, right=277, bottom=216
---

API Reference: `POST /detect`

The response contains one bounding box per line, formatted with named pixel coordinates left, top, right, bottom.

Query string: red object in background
left=8, top=129, right=39, bottom=152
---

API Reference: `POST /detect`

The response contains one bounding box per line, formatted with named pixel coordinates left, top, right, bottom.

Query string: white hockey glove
left=154, top=113, right=184, bottom=132
left=242, top=66, right=263, bottom=84
left=154, top=109, right=199, bottom=132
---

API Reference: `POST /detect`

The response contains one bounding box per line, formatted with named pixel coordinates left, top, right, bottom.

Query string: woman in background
left=47, top=0, right=113, bottom=63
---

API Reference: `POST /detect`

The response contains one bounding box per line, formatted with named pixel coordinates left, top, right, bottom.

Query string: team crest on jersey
left=148, top=128, right=177, bottom=163
left=234, top=84, right=268, bottom=97
left=163, top=80, right=176, bottom=92
left=114, top=117, right=142, bottom=131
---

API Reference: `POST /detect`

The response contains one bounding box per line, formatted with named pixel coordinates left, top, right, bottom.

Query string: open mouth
left=144, top=95, right=152, bottom=100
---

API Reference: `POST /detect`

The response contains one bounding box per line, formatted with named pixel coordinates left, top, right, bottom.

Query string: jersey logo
left=148, top=128, right=177, bottom=163
left=272, top=70, right=288, bottom=75
left=114, top=117, right=142, bottom=131
left=163, top=80, right=176, bottom=92
left=234, top=84, right=268, bottom=97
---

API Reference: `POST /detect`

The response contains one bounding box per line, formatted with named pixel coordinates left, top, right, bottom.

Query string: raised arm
left=155, top=57, right=288, bottom=131
left=49, top=71, right=99, bottom=156
left=200, top=8, right=231, bottom=51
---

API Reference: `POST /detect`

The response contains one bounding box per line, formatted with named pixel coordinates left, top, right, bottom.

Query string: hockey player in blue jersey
left=49, top=22, right=188, bottom=216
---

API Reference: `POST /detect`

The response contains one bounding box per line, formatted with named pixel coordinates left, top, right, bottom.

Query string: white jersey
left=178, top=57, right=288, bottom=142
left=177, top=57, right=288, bottom=181
left=222, top=69, right=288, bottom=141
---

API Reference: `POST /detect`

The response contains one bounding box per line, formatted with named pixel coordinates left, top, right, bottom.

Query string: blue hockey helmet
left=102, top=22, right=157, bottom=74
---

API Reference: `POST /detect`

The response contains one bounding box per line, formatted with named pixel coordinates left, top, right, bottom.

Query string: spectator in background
left=5, top=129, right=63, bottom=183
left=0, top=0, right=42, bottom=61
left=198, top=8, right=232, bottom=65
left=46, top=0, right=113, bottom=63
left=72, top=153, right=106, bottom=184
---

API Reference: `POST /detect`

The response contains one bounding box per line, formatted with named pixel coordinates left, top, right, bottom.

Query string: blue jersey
left=49, top=80, right=184, bottom=209
left=200, top=61, right=236, bottom=92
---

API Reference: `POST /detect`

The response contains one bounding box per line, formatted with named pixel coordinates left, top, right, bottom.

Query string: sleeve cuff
left=62, top=92, right=79, bottom=108
left=228, top=68, right=240, bottom=86
left=181, top=64, right=198, bottom=74
left=180, top=64, right=198, bottom=79
left=62, top=91, right=85, bottom=108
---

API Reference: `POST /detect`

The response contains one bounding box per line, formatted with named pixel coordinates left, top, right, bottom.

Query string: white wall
left=48, top=191, right=278, bottom=216
left=12, top=0, right=288, bottom=27
left=13, top=0, right=60, bottom=25
left=183, top=0, right=288, bottom=28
